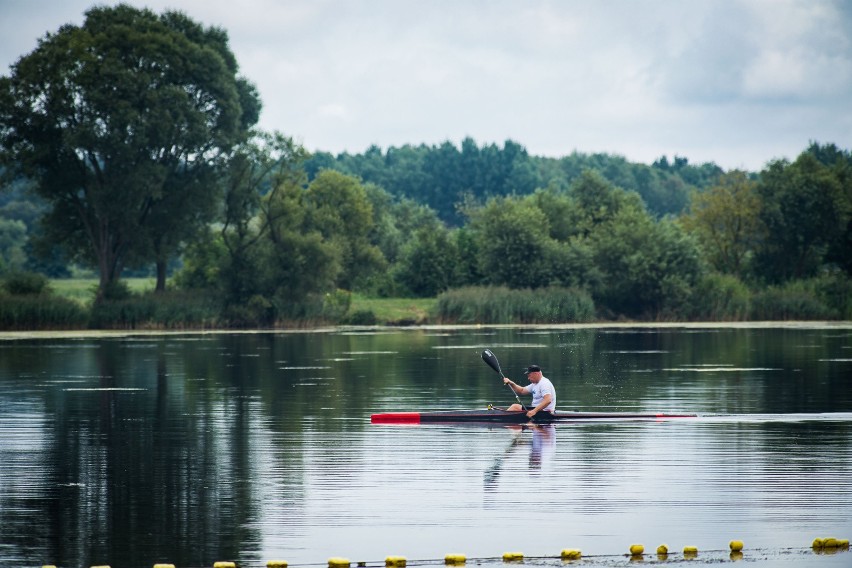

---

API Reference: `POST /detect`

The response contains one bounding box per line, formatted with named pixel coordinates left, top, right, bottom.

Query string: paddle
left=481, top=349, right=526, bottom=410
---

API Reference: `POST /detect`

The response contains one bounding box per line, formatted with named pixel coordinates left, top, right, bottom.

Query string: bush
left=2, top=271, right=50, bottom=296
left=435, top=286, right=595, bottom=324
left=0, top=295, right=87, bottom=329
left=89, top=291, right=222, bottom=329
left=689, top=273, right=751, bottom=321
left=345, top=309, right=378, bottom=325
left=750, top=280, right=833, bottom=320
left=102, top=280, right=131, bottom=301
left=813, top=270, right=852, bottom=319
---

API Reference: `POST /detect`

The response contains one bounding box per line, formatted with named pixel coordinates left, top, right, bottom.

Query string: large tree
left=302, top=170, right=387, bottom=291
left=681, top=171, right=762, bottom=278
left=0, top=4, right=260, bottom=300
left=753, top=153, right=846, bottom=282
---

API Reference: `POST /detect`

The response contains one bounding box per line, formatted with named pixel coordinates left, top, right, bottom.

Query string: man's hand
left=503, top=377, right=511, bottom=385
left=526, top=408, right=537, bottom=418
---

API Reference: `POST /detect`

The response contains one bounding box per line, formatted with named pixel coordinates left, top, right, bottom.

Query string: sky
left=1, top=0, right=851, bottom=171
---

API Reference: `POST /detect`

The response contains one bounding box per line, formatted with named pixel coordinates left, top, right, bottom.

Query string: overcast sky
left=2, top=0, right=851, bottom=171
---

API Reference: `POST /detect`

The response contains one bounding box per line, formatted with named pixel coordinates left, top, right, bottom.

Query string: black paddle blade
left=481, top=349, right=503, bottom=376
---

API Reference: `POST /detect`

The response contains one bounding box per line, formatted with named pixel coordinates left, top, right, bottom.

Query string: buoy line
left=43, top=540, right=850, bottom=568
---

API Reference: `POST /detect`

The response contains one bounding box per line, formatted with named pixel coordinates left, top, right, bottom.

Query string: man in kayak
left=503, top=364, right=556, bottom=418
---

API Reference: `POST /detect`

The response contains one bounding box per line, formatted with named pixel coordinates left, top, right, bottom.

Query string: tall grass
left=0, top=295, right=88, bottom=330
left=435, top=286, right=595, bottom=324
left=688, top=273, right=751, bottom=321
left=749, top=277, right=841, bottom=320
left=88, top=291, right=222, bottom=329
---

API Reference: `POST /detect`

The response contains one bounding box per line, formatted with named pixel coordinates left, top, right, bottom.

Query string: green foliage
left=338, top=137, right=540, bottom=225
left=310, top=140, right=721, bottom=225
left=747, top=272, right=851, bottom=321
left=435, top=286, right=595, bottom=324
left=302, top=170, right=387, bottom=290
left=345, top=309, right=378, bottom=325
left=803, top=143, right=852, bottom=275
left=0, top=294, right=87, bottom=329
left=569, top=169, right=642, bottom=234
left=102, top=280, right=132, bottom=301
left=393, top=227, right=459, bottom=297
left=321, top=289, right=353, bottom=321
left=2, top=270, right=49, bottom=295
left=364, top=183, right=442, bottom=265
left=204, top=130, right=344, bottom=320
left=688, top=272, right=751, bottom=321
left=88, top=291, right=221, bottom=329
left=0, top=218, right=27, bottom=272
left=681, top=171, right=762, bottom=278
left=450, top=228, right=483, bottom=287
left=590, top=210, right=704, bottom=318
left=812, top=270, right=852, bottom=319
left=173, top=230, right=228, bottom=291
left=0, top=4, right=260, bottom=300
left=468, top=196, right=557, bottom=288
left=753, top=152, right=847, bottom=282
left=749, top=281, right=835, bottom=320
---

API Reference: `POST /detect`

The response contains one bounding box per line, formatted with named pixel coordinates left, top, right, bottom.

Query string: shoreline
left=2, top=320, right=851, bottom=341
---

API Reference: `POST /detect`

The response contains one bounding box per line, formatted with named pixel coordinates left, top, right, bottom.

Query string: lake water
left=1, top=324, right=851, bottom=568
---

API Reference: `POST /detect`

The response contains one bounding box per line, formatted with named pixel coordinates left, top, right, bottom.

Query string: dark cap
left=523, top=365, right=542, bottom=375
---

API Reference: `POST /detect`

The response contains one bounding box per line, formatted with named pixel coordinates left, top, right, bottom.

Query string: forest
left=1, top=5, right=850, bottom=328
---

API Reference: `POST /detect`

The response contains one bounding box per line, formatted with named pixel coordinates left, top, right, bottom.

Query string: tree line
left=1, top=5, right=850, bottom=326
left=306, top=138, right=723, bottom=225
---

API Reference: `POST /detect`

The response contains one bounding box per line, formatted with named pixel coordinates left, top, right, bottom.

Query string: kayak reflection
left=484, top=424, right=556, bottom=489
left=529, top=423, right=556, bottom=468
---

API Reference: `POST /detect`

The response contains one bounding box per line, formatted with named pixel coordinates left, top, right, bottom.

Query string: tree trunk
left=156, top=258, right=167, bottom=293
left=95, top=233, right=126, bottom=304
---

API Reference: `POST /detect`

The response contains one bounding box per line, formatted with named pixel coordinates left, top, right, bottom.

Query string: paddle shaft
left=481, top=349, right=526, bottom=410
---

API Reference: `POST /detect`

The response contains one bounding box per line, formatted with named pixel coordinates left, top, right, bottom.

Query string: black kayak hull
left=371, top=408, right=697, bottom=424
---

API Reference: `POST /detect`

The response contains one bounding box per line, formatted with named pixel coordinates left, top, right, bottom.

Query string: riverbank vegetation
left=1, top=5, right=850, bottom=330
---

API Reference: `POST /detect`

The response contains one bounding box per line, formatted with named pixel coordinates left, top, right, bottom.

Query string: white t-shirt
left=523, top=376, right=556, bottom=412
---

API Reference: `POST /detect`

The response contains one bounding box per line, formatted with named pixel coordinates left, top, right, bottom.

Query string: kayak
left=370, top=408, right=697, bottom=424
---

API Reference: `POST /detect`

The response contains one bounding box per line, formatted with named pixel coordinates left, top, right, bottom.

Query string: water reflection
left=0, top=326, right=850, bottom=566
left=482, top=423, right=556, bottom=492
left=529, top=424, right=556, bottom=468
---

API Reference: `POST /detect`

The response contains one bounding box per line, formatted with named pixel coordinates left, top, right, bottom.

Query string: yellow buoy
left=730, top=551, right=744, bottom=562
left=43, top=566, right=58, bottom=568
left=328, top=558, right=350, bottom=568
left=629, top=544, right=644, bottom=556
left=560, top=549, right=581, bottom=560
left=502, top=552, right=523, bottom=562
left=268, top=561, right=289, bottom=568
left=729, top=540, right=744, bottom=552
left=838, top=539, right=849, bottom=550
left=445, top=553, right=466, bottom=565
left=683, top=545, right=698, bottom=558
left=812, top=538, right=824, bottom=549
left=656, top=544, right=668, bottom=555
left=385, top=556, right=406, bottom=567
left=823, top=538, right=838, bottom=549
left=154, top=565, right=176, bottom=568
left=214, top=563, right=236, bottom=568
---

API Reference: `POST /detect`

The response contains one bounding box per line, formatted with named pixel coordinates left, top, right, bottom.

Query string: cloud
left=655, top=0, right=852, bottom=105
left=1, top=0, right=851, bottom=170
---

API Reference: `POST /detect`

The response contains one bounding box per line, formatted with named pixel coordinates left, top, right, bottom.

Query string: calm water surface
left=1, top=325, right=851, bottom=567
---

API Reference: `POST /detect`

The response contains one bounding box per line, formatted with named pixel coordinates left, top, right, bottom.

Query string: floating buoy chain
left=59, top=540, right=850, bottom=568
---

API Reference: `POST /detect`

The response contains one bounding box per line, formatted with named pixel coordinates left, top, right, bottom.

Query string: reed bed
left=435, top=286, right=596, bottom=324
left=0, top=295, right=88, bottom=330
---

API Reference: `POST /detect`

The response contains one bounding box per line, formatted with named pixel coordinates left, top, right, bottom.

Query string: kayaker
left=503, top=364, right=556, bottom=418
